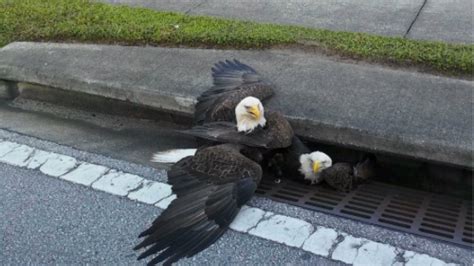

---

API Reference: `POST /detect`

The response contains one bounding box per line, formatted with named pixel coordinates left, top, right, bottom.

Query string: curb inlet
left=256, top=178, right=472, bottom=248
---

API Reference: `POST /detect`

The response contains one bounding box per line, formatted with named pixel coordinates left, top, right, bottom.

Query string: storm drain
left=256, top=178, right=473, bottom=248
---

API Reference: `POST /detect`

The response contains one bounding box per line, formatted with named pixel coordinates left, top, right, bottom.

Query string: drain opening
left=341, top=209, right=371, bottom=219
left=422, top=217, right=456, bottom=228
left=257, top=178, right=473, bottom=248
left=310, top=197, right=338, bottom=206
left=306, top=201, right=334, bottom=210
left=379, top=218, right=411, bottom=228
left=273, top=194, right=299, bottom=202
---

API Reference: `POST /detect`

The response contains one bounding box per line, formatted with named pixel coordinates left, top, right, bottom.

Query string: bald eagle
left=137, top=60, right=333, bottom=264
left=135, top=143, right=263, bottom=265
left=320, top=154, right=377, bottom=192
left=194, top=59, right=274, bottom=125
left=267, top=137, right=332, bottom=184
left=184, top=96, right=293, bottom=149
left=136, top=96, right=297, bottom=264
left=153, top=59, right=332, bottom=184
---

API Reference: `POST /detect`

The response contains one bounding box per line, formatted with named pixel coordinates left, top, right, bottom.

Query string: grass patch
left=0, top=0, right=472, bottom=75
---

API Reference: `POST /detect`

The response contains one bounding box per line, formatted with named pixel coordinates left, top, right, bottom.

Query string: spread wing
left=135, top=144, right=262, bottom=265
left=184, top=111, right=294, bottom=150
left=195, top=59, right=274, bottom=124
left=180, top=122, right=272, bottom=149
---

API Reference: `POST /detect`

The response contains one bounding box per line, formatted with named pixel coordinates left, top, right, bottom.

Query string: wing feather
left=210, top=59, right=263, bottom=89
left=135, top=144, right=262, bottom=265
left=180, top=122, right=271, bottom=148
left=195, top=59, right=274, bottom=124
left=185, top=111, right=294, bottom=149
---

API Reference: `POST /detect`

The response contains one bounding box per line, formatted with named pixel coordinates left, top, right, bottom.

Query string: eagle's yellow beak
left=312, top=161, right=321, bottom=174
left=248, top=105, right=261, bottom=120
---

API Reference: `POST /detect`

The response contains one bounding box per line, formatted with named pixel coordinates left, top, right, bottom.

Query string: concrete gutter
left=0, top=42, right=472, bottom=168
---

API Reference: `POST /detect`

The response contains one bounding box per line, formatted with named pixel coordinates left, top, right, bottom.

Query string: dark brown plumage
left=320, top=154, right=377, bottom=192
left=190, top=59, right=293, bottom=152
left=135, top=144, right=262, bottom=265
left=192, top=59, right=310, bottom=180
left=194, top=59, right=274, bottom=125
left=353, top=154, right=377, bottom=181
left=136, top=59, right=307, bottom=265
left=183, top=111, right=293, bottom=150
left=320, top=163, right=354, bottom=192
left=267, top=136, right=312, bottom=182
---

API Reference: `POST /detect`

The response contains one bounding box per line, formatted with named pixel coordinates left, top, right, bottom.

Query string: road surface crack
left=126, top=180, right=146, bottom=195
left=350, top=239, right=369, bottom=263
left=246, top=212, right=275, bottom=233
left=89, top=168, right=112, bottom=186
left=59, top=161, right=80, bottom=176
left=327, top=233, right=345, bottom=258
left=21, top=148, right=36, bottom=164
left=392, top=249, right=407, bottom=265
left=404, top=0, right=429, bottom=37
left=185, top=0, right=208, bottom=15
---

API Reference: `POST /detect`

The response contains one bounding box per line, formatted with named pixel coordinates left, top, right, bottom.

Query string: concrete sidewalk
left=0, top=42, right=472, bottom=168
left=100, top=0, right=473, bottom=43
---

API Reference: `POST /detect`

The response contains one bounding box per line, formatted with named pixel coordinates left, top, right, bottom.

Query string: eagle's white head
left=235, top=96, right=266, bottom=133
left=299, top=151, right=332, bottom=184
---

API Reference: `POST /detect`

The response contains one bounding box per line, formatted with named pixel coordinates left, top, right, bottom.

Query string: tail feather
left=151, top=149, right=197, bottom=164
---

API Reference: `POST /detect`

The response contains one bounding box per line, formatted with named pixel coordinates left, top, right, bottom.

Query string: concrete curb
left=0, top=42, right=472, bottom=168
left=0, top=80, right=18, bottom=100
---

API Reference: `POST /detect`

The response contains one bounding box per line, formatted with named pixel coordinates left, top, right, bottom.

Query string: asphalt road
left=0, top=163, right=343, bottom=265
left=0, top=99, right=471, bottom=265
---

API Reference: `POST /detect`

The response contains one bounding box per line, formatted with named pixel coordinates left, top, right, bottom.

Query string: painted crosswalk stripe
left=0, top=144, right=34, bottom=167
left=0, top=139, right=458, bottom=266
left=128, top=180, right=172, bottom=204
left=302, top=227, right=339, bottom=257
left=39, top=154, right=77, bottom=177
left=91, top=170, right=144, bottom=197
left=249, top=214, right=314, bottom=248
left=61, top=162, right=110, bottom=186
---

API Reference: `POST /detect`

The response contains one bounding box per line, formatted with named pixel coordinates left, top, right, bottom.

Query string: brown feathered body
left=135, top=144, right=262, bottom=265
left=135, top=60, right=292, bottom=265
left=320, top=154, right=377, bottom=192
left=320, top=163, right=354, bottom=192
left=191, top=60, right=306, bottom=179
left=184, top=111, right=293, bottom=150
left=194, top=60, right=274, bottom=125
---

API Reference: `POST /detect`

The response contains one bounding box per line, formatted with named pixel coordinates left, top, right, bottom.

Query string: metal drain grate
left=256, top=178, right=473, bottom=248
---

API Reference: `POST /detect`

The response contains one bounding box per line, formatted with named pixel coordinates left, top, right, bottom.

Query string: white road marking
left=403, top=251, right=456, bottom=266
left=0, top=139, right=458, bottom=266
left=39, top=154, right=77, bottom=177
left=61, top=162, right=109, bottom=186
left=230, top=206, right=266, bottom=233
left=128, top=180, right=172, bottom=204
left=91, top=170, right=143, bottom=196
left=0, top=141, right=20, bottom=157
left=331, top=234, right=365, bottom=264
left=302, top=227, right=339, bottom=257
left=353, top=241, right=397, bottom=266
left=248, top=214, right=314, bottom=248
left=25, top=150, right=58, bottom=169
left=0, top=144, right=34, bottom=166
left=155, top=194, right=177, bottom=209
